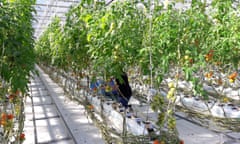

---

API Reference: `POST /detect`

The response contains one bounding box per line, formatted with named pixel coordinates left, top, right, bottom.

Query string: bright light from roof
left=33, top=0, right=81, bottom=39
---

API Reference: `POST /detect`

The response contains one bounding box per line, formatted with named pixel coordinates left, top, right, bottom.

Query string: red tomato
left=20, top=133, right=25, bottom=140
left=1, top=113, right=7, bottom=120
left=7, top=114, right=14, bottom=120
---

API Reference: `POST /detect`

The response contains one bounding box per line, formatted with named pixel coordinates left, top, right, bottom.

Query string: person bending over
left=116, top=72, right=132, bottom=108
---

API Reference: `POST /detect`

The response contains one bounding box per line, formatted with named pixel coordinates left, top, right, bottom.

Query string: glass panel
left=33, top=0, right=81, bottom=39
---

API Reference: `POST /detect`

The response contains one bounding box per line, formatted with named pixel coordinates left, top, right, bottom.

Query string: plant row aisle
left=0, top=0, right=36, bottom=143
left=35, top=0, right=240, bottom=143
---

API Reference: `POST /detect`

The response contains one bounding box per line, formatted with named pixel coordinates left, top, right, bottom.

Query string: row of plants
left=35, top=0, right=240, bottom=143
left=0, top=0, right=36, bottom=143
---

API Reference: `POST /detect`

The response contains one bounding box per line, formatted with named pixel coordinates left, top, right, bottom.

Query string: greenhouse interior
left=1, top=0, right=240, bottom=144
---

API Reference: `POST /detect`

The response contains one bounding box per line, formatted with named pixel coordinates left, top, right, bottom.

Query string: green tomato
left=168, top=82, right=175, bottom=88
left=184, top=55, right=189, bottom=60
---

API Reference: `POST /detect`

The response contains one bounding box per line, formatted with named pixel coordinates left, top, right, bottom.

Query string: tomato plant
left=85, top=1, right=147, bottom=79
left=0, top=0, right=36, bottom=92
left=34, top=0, right=240, bottom=143
left=0, top=0, right=36, bottom=143
left=63, top=4, right=91, bottom=74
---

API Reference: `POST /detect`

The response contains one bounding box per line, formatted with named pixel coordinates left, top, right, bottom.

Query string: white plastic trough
left=131, top=81, right=240, bottom=119
left=85, top=93, right=153, bottom=136
left=176, top=95, right=240, bottom=118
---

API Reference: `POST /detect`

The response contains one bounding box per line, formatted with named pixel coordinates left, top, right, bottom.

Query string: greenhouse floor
left=23, top=67, right=240, bottom=144
left=23, top=69, right=105, bottom=144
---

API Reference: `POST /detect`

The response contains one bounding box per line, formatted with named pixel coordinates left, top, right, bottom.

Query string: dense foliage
left=0, top=0, right=36, bottom=143
left=0, top=0, right=36, bottom=92
left=35, top=0, right=240, bottom=143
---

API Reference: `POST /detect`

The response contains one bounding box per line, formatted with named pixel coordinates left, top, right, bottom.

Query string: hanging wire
left=142, top=0, right=155, bottom=137
left=147, top=0, right=154, bottom=117
left=149, top=1, right=154, bottom=91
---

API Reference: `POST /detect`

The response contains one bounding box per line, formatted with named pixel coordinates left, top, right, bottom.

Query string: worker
left=115, top=71, right=132, bottom=108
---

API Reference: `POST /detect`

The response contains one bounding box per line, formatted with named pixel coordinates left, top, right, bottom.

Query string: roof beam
left=35, top=10, right=67, bottom=13
left=52, top=0, right=79, bottom=3
left=34, top=15, right=65, bottom=19
left=34, top=3, right=71, bottom=9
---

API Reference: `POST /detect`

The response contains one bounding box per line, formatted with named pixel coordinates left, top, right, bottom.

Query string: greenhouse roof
left=33, top=0, right=115, bottom=39
left=33, top=0, right=80, bottom=39
left=32, top=0, right=240, bottom=39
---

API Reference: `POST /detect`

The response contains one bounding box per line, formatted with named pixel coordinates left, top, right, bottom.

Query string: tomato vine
left=35, top=0, right=240, bottom=143
left=0, top=0, right=36, bottom=143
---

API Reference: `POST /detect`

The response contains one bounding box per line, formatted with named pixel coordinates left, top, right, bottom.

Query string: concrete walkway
left=23, top=67, right=105, bottom=144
